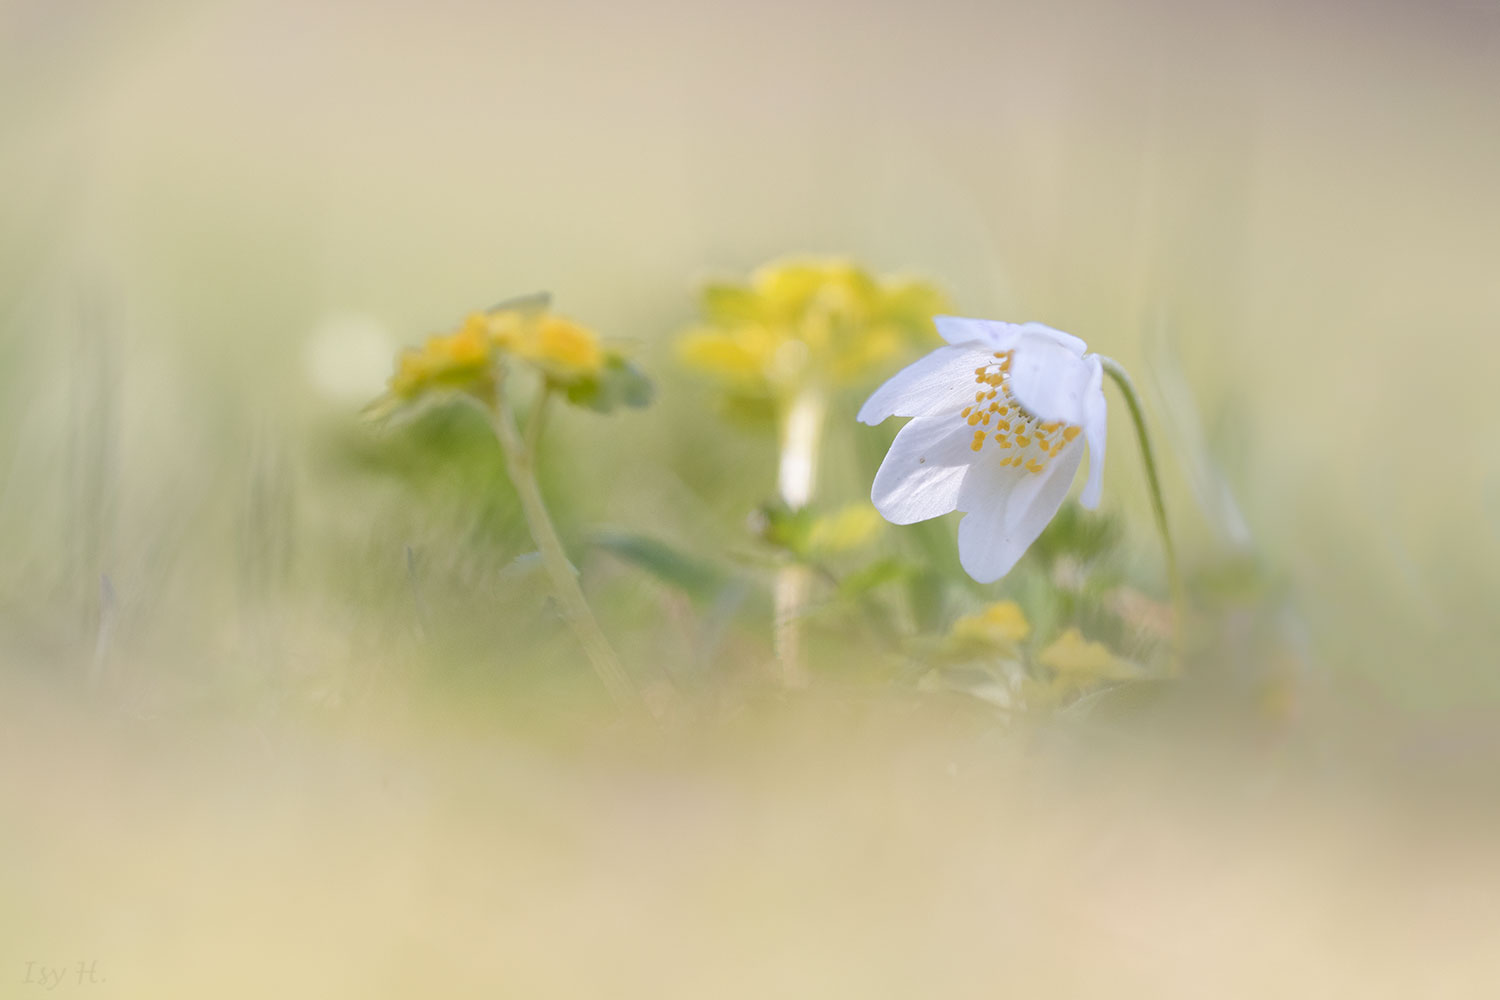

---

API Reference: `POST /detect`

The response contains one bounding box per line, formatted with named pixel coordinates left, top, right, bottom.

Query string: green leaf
left=563, top=356, right=655, bottom=413
left=1029, top=502, right=1122, bottom=567
left=590, top=531, right=736, bottom=602
left=752, top=501, right=817, bottom=556
left=836, top=557, right=912, bottom=600
left=484, top=291, right=552, bottom=317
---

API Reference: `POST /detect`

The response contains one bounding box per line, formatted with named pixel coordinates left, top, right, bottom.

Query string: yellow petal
left=531, top=315, right=604, bottom=375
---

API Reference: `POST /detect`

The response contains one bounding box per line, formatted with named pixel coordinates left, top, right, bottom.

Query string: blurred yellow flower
left=488, top=311, right=606, bottom=381
left=949, top=600, right=1032, bottom=648
left=388, top=314, right=495, bottom=400
left=680, top=257, right=947, bottom=396
left=372, top=303, right=634, bottom=419
left=1038, top=627, right=1139, bottom=683
left=528, top=315, right=605, bottom=376
left=680, top=259, right=943, bottom=688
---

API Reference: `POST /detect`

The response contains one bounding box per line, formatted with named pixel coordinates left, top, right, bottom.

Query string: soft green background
left=6, top=0, right=1496, bottom=702
left=3, top=0, right=1499, bottom=994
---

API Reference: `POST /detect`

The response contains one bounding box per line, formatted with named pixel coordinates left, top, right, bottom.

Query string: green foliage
left=564, top=355, right=655, bottom=413
left=590, top=531, right=738, bottom=604
left=1029, top=502, right=1123, bottom=569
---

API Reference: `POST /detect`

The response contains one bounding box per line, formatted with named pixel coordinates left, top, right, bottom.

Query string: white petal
left=1008, top=332, right=1096, bottom=426
left=857, top=345, right=995, bottom=425
left=1017, top=322, right=1087, bottom=356
left=1078, top=355, right=1107, bottom=509
left=955, top=446, right=1085, bottom=583
left=933, top=315, right=1025, bottom=351
left=870, top=413, right=978, bottom=525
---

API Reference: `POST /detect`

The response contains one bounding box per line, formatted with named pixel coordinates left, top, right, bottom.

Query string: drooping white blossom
left=859, top=316, right=1108, bottom=583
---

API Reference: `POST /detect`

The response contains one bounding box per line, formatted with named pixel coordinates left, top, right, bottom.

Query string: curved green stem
left=1099, top=356, right=1185, bottom=672
left=487, top=375, right=639, bottom=706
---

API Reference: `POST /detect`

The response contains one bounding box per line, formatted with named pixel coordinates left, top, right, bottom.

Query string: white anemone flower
left=858, top=316, right=1108, bottom=583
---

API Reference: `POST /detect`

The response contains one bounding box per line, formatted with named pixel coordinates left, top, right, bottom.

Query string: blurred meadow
left=4, top=0, right=1500, bottom=995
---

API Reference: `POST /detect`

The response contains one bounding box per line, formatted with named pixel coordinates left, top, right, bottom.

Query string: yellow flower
left=1037, top=628, right=1139, bottom=683
left=388, top=314, right=495, bottom=400
left=523, top=314, right=606, bottom=380
left=680, top=257, right=947, bottom=397
left=677, top=325, right=781, bottom=386
left=479, top=310, right=604, bottom=379
left=949, top=600, right=1032, bottom=648
left=376, top=304, right=619, bottom=416
left=483, top=310, right=529, bottom=353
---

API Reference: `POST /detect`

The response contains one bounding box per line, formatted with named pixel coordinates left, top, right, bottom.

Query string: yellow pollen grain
left=1063, top=426, right=1081, bottom=442
left=996, top=436, right=1011, bottom=448
left=1016, top=434, right=1031, bottom=447
left=998, top=406, right=1009, bottom=416
left=967, top=412, right=982, bottom=426
left=1027, top=460, right=1045, bottom=473
left=996, top=419, right=1011, bottom=431
left=962, top=406, right=972, bottom=417
left=975, top=392, right=986, bottom=403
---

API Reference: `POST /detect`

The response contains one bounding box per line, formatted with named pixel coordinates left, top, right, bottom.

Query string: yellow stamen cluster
left=963, top=350, right=1082, bottom=474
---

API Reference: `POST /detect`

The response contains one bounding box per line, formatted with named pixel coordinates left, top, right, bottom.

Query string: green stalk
left=772, top=384, right=827, bottom=688
left=1099, top=356, right=1185, bottom=672
left=523, top=381, right=552, bottom=456
left=487, top=377, right=639, bottom=706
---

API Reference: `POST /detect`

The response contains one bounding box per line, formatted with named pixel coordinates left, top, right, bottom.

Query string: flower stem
left=773, top=385, right=827, bottom=688
left=487, top=376, right=639, bottom=706
left=1099, top=356, right=1185, bottom=672
left=523, top=382, right=552, bottom=457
